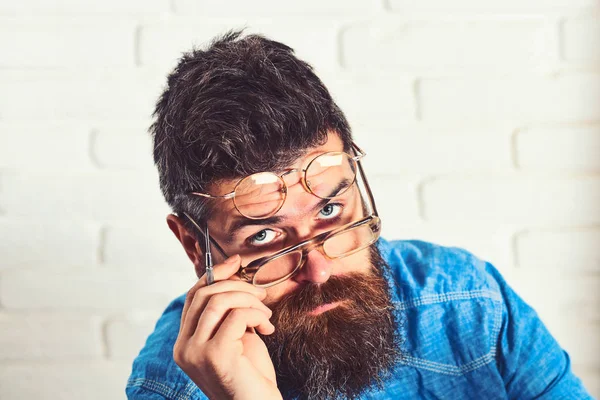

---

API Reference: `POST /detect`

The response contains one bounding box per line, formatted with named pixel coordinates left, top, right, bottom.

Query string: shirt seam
left=393, top=289, right=502, bottom=310
left=127, top=377, right=196, bottom=400
left=396, top=290, right=503, bottom=376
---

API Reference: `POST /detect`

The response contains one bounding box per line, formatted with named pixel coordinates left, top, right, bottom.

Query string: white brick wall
left=418, top=74, right=600, bottom=123
left=0, top=0, right=170, bottom=15
left=386, top=0, right=599, bottom=13
left=0, top=313, right=104, bottom=360
left=422, top=175, right=600, bottom=225
left=341, top=17, right=556, bottom=72
left=562, top=16, right=600, bottom=62
left=515, top=125, right=600, bottom=171
left=105, top=313, right=162, bottom=361
left=0, top=17, right=136, bottom=67
left=515, top=228, right=600, bottom=272
left=0, top=1, right=598, bottom=399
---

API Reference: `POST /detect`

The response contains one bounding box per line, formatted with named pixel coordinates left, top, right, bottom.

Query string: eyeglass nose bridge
left=279, top=168, right=313, bottom=194
left=299, top=238, right=330, bottom=259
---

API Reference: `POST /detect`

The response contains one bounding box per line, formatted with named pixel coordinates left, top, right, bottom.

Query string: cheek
left=264, top=279, right=300, bottom=306
left=331, top=247, right=371, bottom=276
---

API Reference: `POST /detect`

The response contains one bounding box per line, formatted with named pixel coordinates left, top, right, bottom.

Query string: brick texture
left=0, top=267, right=195, bottom=311
left=0, top=18, right=135, bottom=67
left=103, top=221, right=191, bottom=268
left=353, top=125, right=512, bottom=175
left=0, top=171, right=170, bottom=220
left=422, top=176, right=600, bottom=225
left=390, top=222, right=515, bottom=271
left=0, top=122, right=95, bottom=170
left=0, top=313, right=104, bottom=360
left=0, top=69, right=165, bottom=120
left=515, top=125, right=600, bottom=171
left=507, top=270, right=600, bottom=322
left=0, top=362, right=131, bottom=400
left=90, top=121, right=155, bottom=169
left=0, top=2, right=599, bottom=398
left=341, top=18, right=553, bottom=72
left=515, top=228, right=600, bottom=272
left=105, top=312, right=163, bottom=361
left=0, top=218, right=100, bottom=268
left=322, top=72, right=416, bottom=127
left=418, top=74, right=600, bottom=123
left=0, top=0, right=170, bottom=15
left=138, top=19, right=341, bottom=73
left=173, top=0, right=376, bottom=15
left=387, top=0, right=598, bottom=13
left=562, top=17, right=600, bottom=62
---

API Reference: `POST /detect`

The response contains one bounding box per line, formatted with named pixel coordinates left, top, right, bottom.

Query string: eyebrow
left=223, top=178, right=353, bottom=241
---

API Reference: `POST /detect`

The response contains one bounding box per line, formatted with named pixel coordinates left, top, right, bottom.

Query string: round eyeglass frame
left=188, top=144, right=366, bottom=220
left=182, top=142, right=380, bottom=288
left=239, top=214, right=381, bottom=287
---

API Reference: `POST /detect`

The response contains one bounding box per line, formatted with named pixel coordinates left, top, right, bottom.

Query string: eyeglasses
left=183, top=142, right=380, bottom=288
left=188, top=143, right=366, bottom=220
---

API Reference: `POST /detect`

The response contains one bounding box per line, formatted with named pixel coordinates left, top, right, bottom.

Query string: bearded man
left=126, top=31, right=592, bottom=400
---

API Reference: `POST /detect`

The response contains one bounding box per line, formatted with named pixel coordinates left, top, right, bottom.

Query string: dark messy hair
left=150, top=30, right=353, bottom=226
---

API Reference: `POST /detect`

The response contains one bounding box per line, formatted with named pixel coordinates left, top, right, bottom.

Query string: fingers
left=194, top=291, right=272, bottom=343
left=212, top=308, right=275, bottom=346
left=179, top=254, right=242, bottom=334
left=181, top=281, right=266, bottom=339
left=209, top=254, right=244, bottom=283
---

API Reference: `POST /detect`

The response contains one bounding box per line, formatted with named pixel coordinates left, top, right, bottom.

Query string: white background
left=0, top=1, right=599, bottom=399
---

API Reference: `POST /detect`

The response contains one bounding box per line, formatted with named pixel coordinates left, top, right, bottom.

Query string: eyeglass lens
left=252, top=221, right=378, bottom=287
left=232, top=152, right=357, bottom=219
left=233, top=172, right=286, bottom=219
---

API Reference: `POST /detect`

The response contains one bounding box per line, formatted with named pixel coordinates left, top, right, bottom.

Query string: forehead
left=205, top=132, right=348, bottom=233
left=211, top=132, right=346, bottom=196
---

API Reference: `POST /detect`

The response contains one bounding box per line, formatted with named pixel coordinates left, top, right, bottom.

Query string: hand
left=173, top=255, right=282, bottom=400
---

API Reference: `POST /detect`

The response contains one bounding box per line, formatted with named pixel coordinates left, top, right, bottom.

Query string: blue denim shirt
left=127, top=239, right=592, bottom=399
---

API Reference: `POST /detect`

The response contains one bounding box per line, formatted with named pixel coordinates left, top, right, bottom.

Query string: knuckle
left=173, top=343, right=187, bottom=365
left=193, top=286, right=210, bottom=301
left=202, top=296, right=223, bottom=316
left=186, top=282, right=204, bottom=299
left=228, top=307, right=247, bottom=321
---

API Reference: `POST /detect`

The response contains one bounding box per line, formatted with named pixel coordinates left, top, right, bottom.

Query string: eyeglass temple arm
left=351, top=142, right=366, bottom=161
left=190, top=191, right=235, bottom=199
left=182, top=212, right=230, bottom=260
left=351, top=142, right=379, bottom=217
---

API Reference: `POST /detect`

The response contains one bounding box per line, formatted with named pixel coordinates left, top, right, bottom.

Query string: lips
left=308, top=301, right=343, bottom=316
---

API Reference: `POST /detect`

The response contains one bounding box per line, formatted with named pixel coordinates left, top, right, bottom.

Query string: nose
left=292, top=249, right=333, bottom=284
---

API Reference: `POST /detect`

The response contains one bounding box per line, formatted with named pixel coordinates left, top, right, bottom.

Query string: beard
left=259, top=245, right=401, bottom=400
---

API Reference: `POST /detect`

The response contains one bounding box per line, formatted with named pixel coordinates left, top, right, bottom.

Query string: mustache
left=259, top=245, right=402, bottom=400
left=265, top=269, right=396, bottom=341
left=267, top=270, right=383, bottom=316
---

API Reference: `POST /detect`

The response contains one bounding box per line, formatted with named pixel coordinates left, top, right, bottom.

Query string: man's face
left=206, top=132, right=371, bottom=304
left=199, top=132, right=400, bottom=399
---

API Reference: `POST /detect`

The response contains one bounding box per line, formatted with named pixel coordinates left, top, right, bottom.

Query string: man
left=127, top=31, right=592, bottom=399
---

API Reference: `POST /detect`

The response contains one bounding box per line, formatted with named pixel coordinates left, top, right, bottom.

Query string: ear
left=166, top=214, right=204, bottom=278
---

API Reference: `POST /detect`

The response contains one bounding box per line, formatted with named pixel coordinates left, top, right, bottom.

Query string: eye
left=318, top=203, right=343, bottom=220
left=247, top=229, right=279, bottom=247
